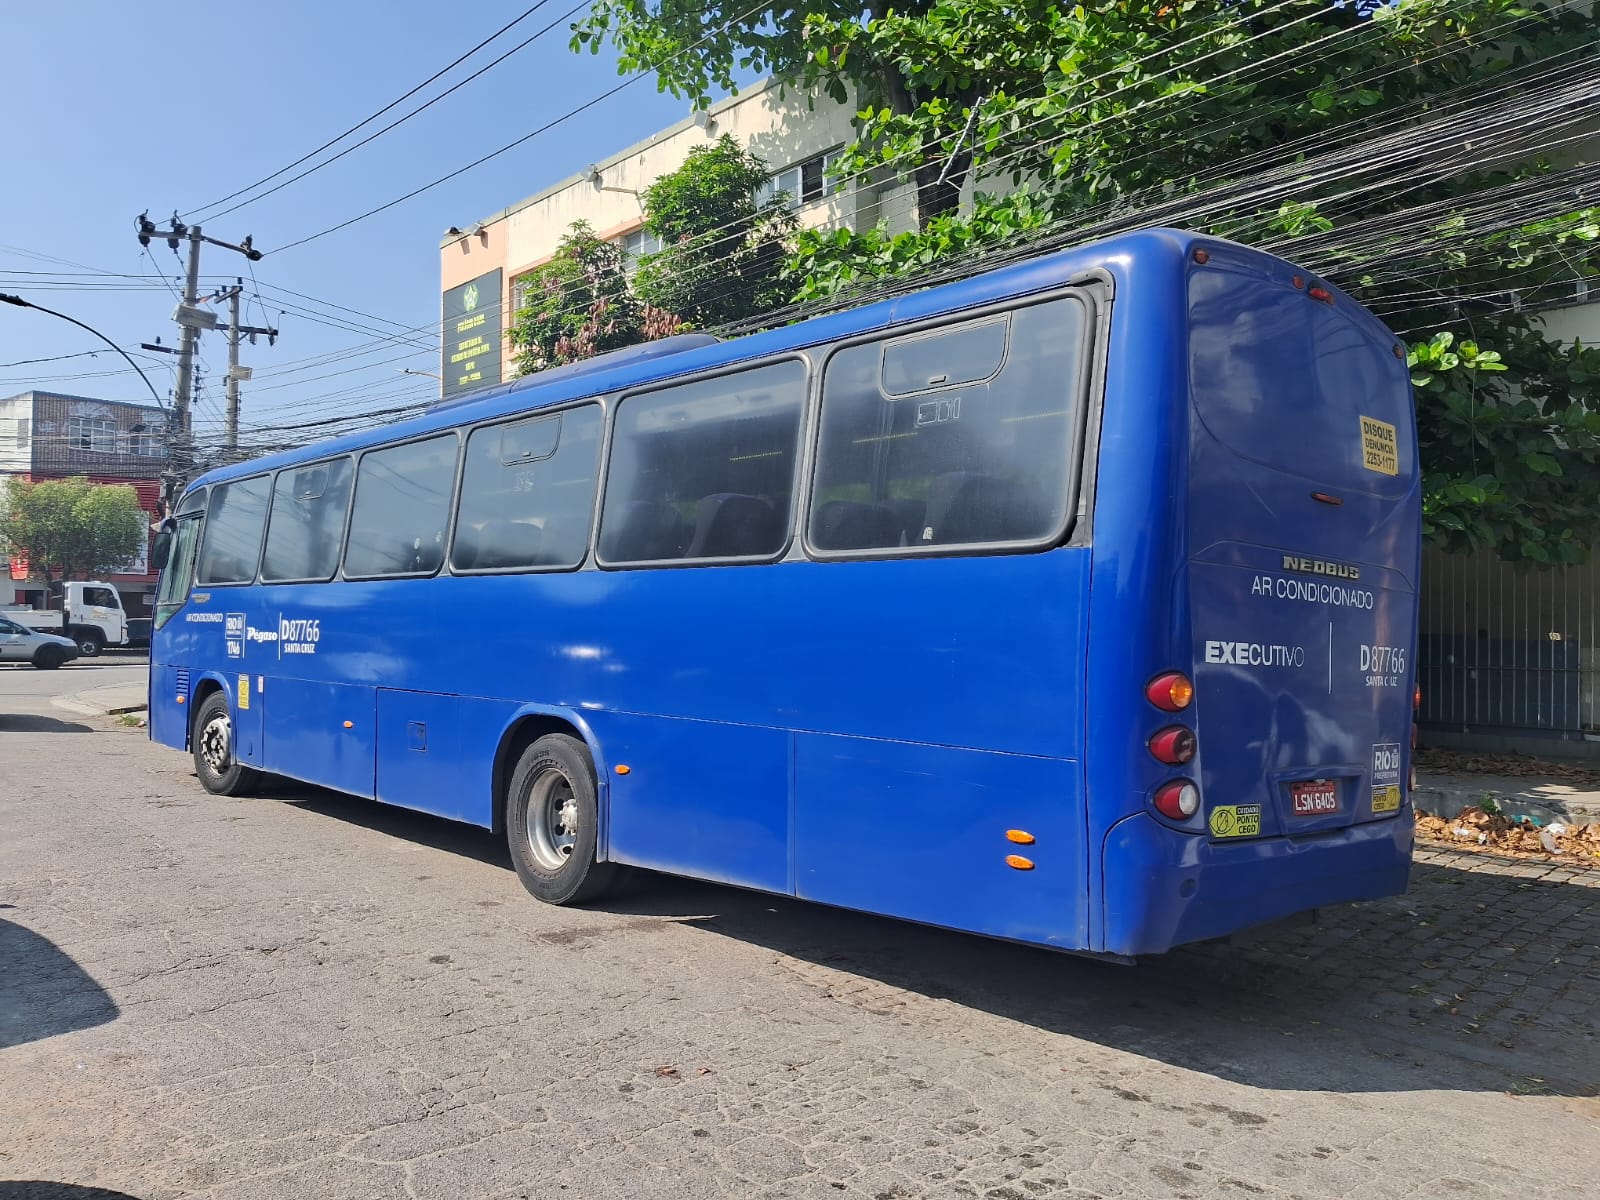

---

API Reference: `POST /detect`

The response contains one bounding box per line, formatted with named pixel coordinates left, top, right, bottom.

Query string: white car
left=0, top=617, right=80, bottom=669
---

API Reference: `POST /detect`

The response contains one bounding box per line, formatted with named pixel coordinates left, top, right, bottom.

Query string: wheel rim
left=525, top=767, right=580, bottom=872
left=199, top=713, right=233, bottom=776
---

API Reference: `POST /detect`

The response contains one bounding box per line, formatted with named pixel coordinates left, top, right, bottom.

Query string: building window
left=756, top=148, right=846, bottom=211
left=618, top=227, right=662, bottom=274
left=68, top=415, right=117, bottom=453
left=127, top=429, right=160, bottom=457
left=511, top=274, right=537, bottom=315
left=15, top=418, right=28, bottom=449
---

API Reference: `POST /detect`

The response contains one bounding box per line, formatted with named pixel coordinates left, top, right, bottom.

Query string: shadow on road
left=0, top=715, right=92, bottom=734
left=0, top=918, right=119, bottom=1049
left=258, top=786, right=1600, bottom=1098
left=0, top=1186, right=144, bottom=1199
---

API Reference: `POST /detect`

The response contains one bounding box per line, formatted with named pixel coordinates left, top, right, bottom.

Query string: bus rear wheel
left=507, top=733, right=616, bottom=905
left=192, top=691, right=261, bottom=797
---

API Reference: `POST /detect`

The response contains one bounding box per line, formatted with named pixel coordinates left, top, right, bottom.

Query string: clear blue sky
left=0, top=1, right=690, bottom=446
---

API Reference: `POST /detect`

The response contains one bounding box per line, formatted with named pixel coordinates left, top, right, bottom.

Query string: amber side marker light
left=615, top=764, right=631, bottom=776
left=1146, top=672, right=1194, bottom=712
left=1006, top=829, right=1036, bottom=845
left=1005, top=854, right=1035, bottom=871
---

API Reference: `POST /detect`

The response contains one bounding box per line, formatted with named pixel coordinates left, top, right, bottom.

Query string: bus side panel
left=261, top=678, right=377, bottom=799
left=600, top=712, right=791, bottom=893
left=376, top=689, right=504, bottom=826
left=149, top=663, right=187, bottom=750
left=794, top=736, right=1087, bottom=947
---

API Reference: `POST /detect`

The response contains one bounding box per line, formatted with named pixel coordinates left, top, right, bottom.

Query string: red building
left=1, top=390, right=168, bottom=617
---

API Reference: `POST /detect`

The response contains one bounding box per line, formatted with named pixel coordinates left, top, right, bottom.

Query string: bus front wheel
left=192, top=692, right=261, bottom=797
left=507, top=733, right=616, bottom=905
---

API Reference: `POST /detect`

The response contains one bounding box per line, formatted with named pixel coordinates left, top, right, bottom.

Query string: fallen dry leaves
left=1414, top=804, right=1600, bottom=866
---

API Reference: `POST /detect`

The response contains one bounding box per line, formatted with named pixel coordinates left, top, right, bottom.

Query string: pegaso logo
left=462, top=282, right=479, bottom=313
left=1282, top=555, right=1360, bottom=581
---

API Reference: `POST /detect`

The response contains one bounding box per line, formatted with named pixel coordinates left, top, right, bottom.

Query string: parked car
left=0, top=617, right=80, bottom=669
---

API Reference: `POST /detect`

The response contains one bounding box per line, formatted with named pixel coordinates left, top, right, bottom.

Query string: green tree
left=1, top=477, right=145, bottom=583
left=573, top=0, right=988, bottom=224
left=506, top=221, right=684, bottom=374
left=634, top=134, right=798, bottom=327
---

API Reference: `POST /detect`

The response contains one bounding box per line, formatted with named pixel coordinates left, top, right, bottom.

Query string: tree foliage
left=574, top=0, right=1600, bottom=560
left=634, top=135, right=797, bottom=327
left=0, top=477, right=146, bottom=582
left=506, top=221, right=684, bottom=375
left=573, top=0, right=987, bottom=223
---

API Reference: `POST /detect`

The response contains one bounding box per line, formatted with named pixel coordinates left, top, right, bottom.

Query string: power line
left=187, top=1, right=566, bottom=221
left=270, top=0, right=775, bottom=254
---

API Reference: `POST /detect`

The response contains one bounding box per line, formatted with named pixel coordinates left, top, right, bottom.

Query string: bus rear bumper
left=1100, top=810, right=1413, bottom=957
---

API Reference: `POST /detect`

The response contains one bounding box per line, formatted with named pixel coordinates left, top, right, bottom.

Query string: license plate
left=1291, top=779, right=1339, bottom=815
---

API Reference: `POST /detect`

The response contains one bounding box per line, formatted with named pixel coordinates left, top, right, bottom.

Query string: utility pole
left=215, top=278, right=278, bottom=459
left=226, top=285, right=241, bottom=455
left=135, top=213, right=265, bottom=499
left=174, top=224, right=203, bottom=449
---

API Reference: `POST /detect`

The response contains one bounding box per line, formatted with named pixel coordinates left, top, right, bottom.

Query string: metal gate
left=1419, top=546, right=1600, bottom=735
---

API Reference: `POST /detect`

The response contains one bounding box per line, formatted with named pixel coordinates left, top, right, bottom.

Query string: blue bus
left=149, top=228, right=1419, bottom=958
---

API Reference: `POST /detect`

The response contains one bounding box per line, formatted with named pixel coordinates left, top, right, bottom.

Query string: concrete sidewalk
left=1413, top=770, right=1600, bottom=825
left=52, top=680, right=148, bottom=718
left=54, top=680, right=1600, bottom=825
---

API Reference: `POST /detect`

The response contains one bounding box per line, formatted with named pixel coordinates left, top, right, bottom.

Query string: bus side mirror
left=152, top=531, right=172, bottom=570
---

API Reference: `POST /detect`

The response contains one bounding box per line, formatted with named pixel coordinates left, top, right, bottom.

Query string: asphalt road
left=0, top=650, right=147, bottom=704
left=1, top=686, right=1596, bottom=1199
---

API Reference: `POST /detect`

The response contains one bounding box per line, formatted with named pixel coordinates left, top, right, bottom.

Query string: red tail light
left=1309, top=286, right=1334, bottom=304
left=1154, top=780, right=1200, bottom=820
left=1146, top=672, right=1194, bottom=712
left=1414, top=685, right=1422, bottom=710
left=1148, top=726, right=1196, bottom=765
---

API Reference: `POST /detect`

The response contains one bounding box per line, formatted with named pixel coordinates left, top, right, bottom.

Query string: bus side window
left=453, top=405, right=602, bottom=572
left=196, top=475, right=272, bottom=585
left=262, top=458, right=353, bottom=583
left=599, top=360, right=807, bottom=565
left=344, top=435, right=458, bottom=579
left=809, top=298, right=1086, bottom=554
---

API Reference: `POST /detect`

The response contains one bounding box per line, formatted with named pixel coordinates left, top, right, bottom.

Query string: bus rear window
left=1189, top=269, right=1413, bottom=493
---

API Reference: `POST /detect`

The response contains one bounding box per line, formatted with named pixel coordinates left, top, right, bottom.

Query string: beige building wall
left=438, top=77, right=920, bottom=385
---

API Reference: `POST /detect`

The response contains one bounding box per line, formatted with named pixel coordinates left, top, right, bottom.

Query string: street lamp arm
left=0, top=294, right=168, bottom=411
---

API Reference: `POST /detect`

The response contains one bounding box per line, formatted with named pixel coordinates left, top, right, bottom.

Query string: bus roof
left=184, top=227, right=1373, bottom=491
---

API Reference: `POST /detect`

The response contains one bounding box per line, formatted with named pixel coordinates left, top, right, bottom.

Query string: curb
left=1413, top=783, right=1600, bottom=827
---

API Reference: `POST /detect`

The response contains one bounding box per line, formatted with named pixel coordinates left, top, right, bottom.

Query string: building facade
left=0, top=391, right=168, bottom=615
left=437, top=79, right=909, bottom=402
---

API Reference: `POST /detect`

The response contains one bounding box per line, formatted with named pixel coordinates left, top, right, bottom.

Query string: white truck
left=2, top=580, right=129, bottom=656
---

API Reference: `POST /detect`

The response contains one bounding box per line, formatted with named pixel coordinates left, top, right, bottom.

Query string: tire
left=75, top=630, right=103, bottom=657
left=32, top=646, right=65, bottom=670
left=192, top=691, right=261, bottom=797
left=506, top=733, right=616, bottom=905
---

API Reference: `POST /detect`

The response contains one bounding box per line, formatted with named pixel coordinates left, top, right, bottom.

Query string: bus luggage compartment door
left=794, top=734, right=1087, bottom=948
left=261, top=677, right=377, bottom=799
